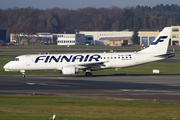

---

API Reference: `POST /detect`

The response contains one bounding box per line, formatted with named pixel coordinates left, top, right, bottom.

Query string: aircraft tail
left=139, top=27, right=171, bottom=55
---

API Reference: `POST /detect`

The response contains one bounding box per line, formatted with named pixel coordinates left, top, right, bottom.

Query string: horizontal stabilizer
left=155, top=52, right=175, bottom=58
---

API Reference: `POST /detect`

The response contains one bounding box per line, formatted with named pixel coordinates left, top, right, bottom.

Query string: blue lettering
left=84, top=55, right=89, bottom=62
left=89, top=55, right=101, bottom=62
left=60, top=55, right=72, bottom=62
left=45, top=56, right=50, bottom=63
left=35, top=54, right=102, bottom=63
left=72, top=55, right=84, bottom=62
left=49, top=56, right=61, bottom=62
left=35, top=56, right=46, bottom=63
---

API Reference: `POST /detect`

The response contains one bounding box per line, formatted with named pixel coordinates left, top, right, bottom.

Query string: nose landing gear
left=20, top=70, right=26, bottom=78
left=21, top=74, right=25, bottom=78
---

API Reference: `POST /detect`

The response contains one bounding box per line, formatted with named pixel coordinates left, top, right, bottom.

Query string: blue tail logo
left=151, top=36, right=168, bottom=45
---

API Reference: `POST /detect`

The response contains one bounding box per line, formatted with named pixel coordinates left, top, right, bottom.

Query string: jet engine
left=61, top=66, right=79, bottom=75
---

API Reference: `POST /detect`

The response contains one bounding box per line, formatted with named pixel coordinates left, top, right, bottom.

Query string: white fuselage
left=3, top=52, right=163, bottom=72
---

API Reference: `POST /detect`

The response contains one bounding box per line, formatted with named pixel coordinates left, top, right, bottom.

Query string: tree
left=134, top=17, right=142, bottom=29
left=19, top=18, right=37, bottom=45
left=132, top=28, right=140, bottom=45
left=37, top=11, right=58, bottom=33
left=144, top=14, right=150, bottom=29
left=0, top=10, right=8, bottom=28
left=8, top=23, right=22, bottom=45
left=158, top=16, right=167, bottom=30
left=3, top=4, right=180, bottom=35
left=37, top=14, right=46, bottom=32
left=120, top=9, right=135, bottom=30
left=176, top=12, right=180, bottom=25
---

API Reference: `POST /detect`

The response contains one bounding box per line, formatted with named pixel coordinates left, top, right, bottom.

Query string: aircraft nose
left=3, top=63, right=10, bottom=71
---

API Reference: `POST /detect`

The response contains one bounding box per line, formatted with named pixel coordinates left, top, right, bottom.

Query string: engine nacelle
left=61, top=66, right=79, bottom=75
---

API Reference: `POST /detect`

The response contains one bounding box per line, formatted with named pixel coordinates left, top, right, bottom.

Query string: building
left=81, top=26, right=180, bottom=46
left=0, top=28, right=8, bottom=42
left=56, top=34, right=86, bottom=45
left=139, top=31, right=159, bottom=46
left=10, top=33, right=53, bottom=45
left=79, top=30, right=133, bottom=46
left=11, top=33, right=87, bottom=46
left=171, top=26, right=180, bottom=45
left=10, top=26, right=180, bottom=46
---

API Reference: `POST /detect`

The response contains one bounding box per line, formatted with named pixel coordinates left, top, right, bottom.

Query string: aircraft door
left=25, top=55, right=31, bottom=66
left=134, top=52, right=138, bottom=63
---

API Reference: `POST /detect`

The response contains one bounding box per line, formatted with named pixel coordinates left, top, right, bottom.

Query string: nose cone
left=3, top=63, right=10, bottom=71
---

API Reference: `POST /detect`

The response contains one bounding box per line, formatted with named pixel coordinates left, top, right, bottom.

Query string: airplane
left=3, top=27, right=175, bottom=77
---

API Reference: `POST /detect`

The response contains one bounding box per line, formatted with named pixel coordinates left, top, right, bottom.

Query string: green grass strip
left=0, top=95, right=180, bottom=120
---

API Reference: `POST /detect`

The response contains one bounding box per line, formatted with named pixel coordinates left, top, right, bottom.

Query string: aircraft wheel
left=21, top=74, right=25, bottom=78
left=85, top=72, right=92, bottom=77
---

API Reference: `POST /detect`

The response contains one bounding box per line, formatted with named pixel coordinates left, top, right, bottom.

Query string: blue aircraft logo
left=151, top=36, right=168, bottom=45
left=34, top=54, right=101, bottom=63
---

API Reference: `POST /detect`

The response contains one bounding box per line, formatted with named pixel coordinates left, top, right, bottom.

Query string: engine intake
left=61, top=66, right=78, bottom=75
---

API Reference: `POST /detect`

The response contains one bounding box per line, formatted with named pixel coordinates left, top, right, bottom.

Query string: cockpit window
left=12, top=58, right=19, bottom=61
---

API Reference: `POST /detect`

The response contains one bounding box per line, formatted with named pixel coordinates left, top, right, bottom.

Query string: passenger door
left=25, top=55, right=31, bottom=66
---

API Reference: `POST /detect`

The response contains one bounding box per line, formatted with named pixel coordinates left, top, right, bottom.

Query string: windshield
left=12, top=58, right=19, bottom=61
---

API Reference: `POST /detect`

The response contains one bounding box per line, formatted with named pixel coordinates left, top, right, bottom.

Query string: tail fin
left=139, top=27, right=171, bottom=55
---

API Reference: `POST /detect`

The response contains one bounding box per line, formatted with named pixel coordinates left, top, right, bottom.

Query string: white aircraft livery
left=3, top=27, right=174, bottom=77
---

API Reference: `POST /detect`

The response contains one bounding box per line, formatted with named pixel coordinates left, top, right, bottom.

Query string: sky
left=1, top=0, right=180, bottom=10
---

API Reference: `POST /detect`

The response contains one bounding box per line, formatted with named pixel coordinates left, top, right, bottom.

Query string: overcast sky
left=1, top=0, right=180, bottom=10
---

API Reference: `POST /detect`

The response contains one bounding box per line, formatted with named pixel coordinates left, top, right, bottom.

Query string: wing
left=75, top=61, right=108, bottom=70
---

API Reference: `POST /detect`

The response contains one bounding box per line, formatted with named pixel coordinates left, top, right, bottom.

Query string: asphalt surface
left=0, top=74, right=180, bottom=103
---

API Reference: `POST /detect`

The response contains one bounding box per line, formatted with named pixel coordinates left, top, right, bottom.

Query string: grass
left=0, top=95, right=180, bottom=120
left=0, top=45, right=180, bottom=55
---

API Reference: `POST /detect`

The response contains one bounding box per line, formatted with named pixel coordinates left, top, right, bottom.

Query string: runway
left=0, top=75, right=180, bottom=102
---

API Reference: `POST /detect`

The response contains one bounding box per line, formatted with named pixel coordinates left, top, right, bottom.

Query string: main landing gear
left=85, top=72, right=92, bottom=77
left=85, top=70, right=92, bottom=77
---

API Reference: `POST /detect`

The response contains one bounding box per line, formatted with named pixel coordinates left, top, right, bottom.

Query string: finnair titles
left=3, top=27, right=175, bottom=77
left=34, top=54, right=132, bottom=63
left=35, top=54, right=101, bottom=63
